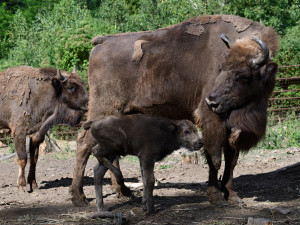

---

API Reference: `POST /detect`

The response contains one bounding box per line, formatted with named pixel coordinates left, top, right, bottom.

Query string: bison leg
left=93, top=152, right=131, bottom=198
left=90, top=122, right=132, bottom=197
left=27, top=133, right=44, bottom=192
left=108, top=158, right=132, bottom=197
left=139, top=158, right=155, bottom=214
left=14, top=133, right=27, bottom=192
left=93, top=161, right=109, bottom=211
left=221, top=144, right=243, bottom=205
left=205, top=149, right=225, bottom=205
left=70, top=129, right=94, bottom=206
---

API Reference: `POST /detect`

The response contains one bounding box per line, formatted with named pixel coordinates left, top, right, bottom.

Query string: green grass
left=256, top=113, right=300, bottom=150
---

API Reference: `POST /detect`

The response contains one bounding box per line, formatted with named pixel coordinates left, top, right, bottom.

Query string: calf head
left=176, top=120, right=203, bottom=151
left=205, top=35, right=278, bottom=114
left=52, top=68, right=89, bottom=112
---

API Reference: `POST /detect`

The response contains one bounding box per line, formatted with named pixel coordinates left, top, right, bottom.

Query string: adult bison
left=0, top=66, right=88, bottom=192
left=70, top=15, right=278, bottom=206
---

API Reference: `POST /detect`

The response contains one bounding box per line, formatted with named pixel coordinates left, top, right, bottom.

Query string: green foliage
left=274, top=25, right=300, bottom=71
left=4, top=0, right=93, bottom=71
left=256, top=113, right=300, bottom=150
left=4, top=136, right=15, bottom=153
left=225, top=0, right=299, bottom=35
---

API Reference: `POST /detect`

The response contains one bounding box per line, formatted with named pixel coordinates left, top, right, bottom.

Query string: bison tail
left=83, top=121, right=94, bottom=130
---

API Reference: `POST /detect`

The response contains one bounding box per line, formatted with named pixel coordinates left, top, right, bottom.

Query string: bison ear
left=266, top=62, right=278, bottom=76
left=167, top=124, right=179, bottom=133
left=52, top=78, right=63, bottom=97
left=263, top=62, right=278, bottom=93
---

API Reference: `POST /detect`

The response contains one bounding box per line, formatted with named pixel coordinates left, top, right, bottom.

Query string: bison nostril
left=210, top=102, right=219, bottom=109
left=205, top=97, right=219, bottom=109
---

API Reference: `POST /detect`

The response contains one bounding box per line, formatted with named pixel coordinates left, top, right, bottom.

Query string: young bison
left=83, top=114, right=203, bottom=214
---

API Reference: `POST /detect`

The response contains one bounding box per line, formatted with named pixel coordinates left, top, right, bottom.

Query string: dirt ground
left=0, top=140, right=299, bottom=225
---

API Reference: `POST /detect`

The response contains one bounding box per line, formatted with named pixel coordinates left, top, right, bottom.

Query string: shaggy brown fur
left=70, top=15, right=279, bottom=206
left=0, top=66, right=88, bottom=192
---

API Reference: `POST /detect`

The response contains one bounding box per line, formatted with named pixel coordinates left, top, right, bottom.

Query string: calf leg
left=14, top=132, right=27, bottom=192
left=94, top=162, right=109, bottom=211
left=70, top=130, right=94, bottom=206
left=139, top=158, right=155, bottom=213
left=91, top=123, right=132, bottom=197
left=92, top=151, right=130, bottom=197
left=221, top=143, right=242, bottom=204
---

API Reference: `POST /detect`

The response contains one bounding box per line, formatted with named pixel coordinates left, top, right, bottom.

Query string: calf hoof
left=142, top=205, right=155, bottom=214
left=206, top=186, right=226, bottom=206
left=113, top=184, right=133, bottom=197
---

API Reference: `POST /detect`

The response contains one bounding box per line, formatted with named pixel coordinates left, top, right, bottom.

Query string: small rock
left=275, top=207, right=293, bottom=215
left=247, top=217, right=272, bottom=225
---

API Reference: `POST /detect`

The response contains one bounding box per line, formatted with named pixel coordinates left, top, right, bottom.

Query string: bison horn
left=252, top=38, right=269, bottom=67
left=220, top=34, right=233, bottom=49
left=57, top=68, right=67, bottom=81
left=72, top=65, right=76, bottom=73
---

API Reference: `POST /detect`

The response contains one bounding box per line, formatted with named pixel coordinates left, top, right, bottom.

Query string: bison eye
left=235, top=71, right=252, bottom=84
left=184, top=130, right=190, bottom=135
left=66, top=84, right=76, bottom=94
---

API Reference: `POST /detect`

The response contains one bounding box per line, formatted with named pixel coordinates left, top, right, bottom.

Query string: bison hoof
left=228, top=194, right=246, bottom=207
left=18, top=185, right=27, bottom=192
left=206, top=186, right=226, bottom=206
left=72, top=197, right=90, bottom=207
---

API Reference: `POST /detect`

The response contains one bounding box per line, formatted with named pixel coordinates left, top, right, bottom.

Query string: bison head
left=52, top=68, right=89, bottom=112
left=205, top=35, right=277, bottom=114
left=176, top=120, right=203, bottom=151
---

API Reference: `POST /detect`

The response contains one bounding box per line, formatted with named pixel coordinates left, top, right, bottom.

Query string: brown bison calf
left=83, top=114, right=203, bottom=213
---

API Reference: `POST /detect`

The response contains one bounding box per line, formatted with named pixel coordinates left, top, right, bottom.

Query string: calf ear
left=168, top=124, right=179, bottom=133
left=52, top=78, right=63, bottom=97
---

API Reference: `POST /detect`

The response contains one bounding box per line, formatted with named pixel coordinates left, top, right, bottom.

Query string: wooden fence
left=0, top=65, right=299, bottom=142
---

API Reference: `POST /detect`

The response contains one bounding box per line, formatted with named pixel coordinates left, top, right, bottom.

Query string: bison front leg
left=70, top=129, right=94, bottom=206
left=221, top=143, right=243, bottom=205
left=14, top=131, right=27, bottom=192
left=205, top=147, right=225, bottom=205
left=140, top=158, right=155, bottom=214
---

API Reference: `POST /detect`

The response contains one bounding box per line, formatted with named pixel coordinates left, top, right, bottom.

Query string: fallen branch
left=0, top=153, right=16, bottom=161
left=88, top=211, right=123, bottom=224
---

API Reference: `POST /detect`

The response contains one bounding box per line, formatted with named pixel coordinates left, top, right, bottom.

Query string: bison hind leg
left=27, top=135, right=43, bottom=192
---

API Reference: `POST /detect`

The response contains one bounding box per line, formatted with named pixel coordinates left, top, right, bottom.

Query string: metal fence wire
left=268, top=65, right=300, bottom=119
left=0, top=65, right=299, bottom=142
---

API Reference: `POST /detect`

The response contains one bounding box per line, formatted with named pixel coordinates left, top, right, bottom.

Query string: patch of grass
left=256, top=113, right=300, bottom=150
left=156, top=164, right=174, bottom=170
left=120, top=155, right=139, bottom=163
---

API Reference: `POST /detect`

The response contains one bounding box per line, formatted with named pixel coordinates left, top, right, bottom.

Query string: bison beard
left=70, top=15, right=278, bottom=206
